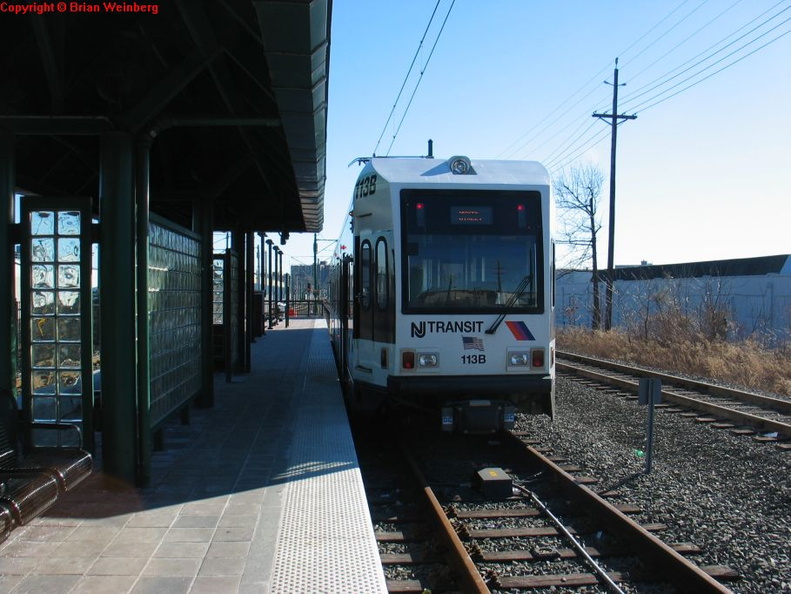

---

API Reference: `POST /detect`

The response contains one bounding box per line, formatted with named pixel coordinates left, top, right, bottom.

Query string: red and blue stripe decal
left=505, top=321, right=535, bottom=341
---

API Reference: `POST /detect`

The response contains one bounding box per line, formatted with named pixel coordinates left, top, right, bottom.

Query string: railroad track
left=557, top=351, right=791, bottom=444
left=360, top=427, right=738, bottom=593
left=357, top=428, right=481, bottom=593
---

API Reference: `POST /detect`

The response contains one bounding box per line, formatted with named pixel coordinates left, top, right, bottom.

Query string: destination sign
left=450, top=206, right=492, bottom=225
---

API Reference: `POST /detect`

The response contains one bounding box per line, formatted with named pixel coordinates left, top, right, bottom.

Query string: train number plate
left=461, top=354, right=487, bottom=364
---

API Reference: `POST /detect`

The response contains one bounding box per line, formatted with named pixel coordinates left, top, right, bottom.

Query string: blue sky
left=282, top=0, right=790, bottom=271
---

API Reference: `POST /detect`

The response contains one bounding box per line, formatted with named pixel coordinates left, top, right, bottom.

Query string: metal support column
left=258, top=232, right=266, bottom=336
left=135, top=138, right=152, bottom=487
left=273, top=246, right=280, bottom=324
left=0, top=130, right=15, bottom=410
left=278, top=248, right=284, bottom=304
left=244, top=231, right=255, bottom=346
left=195, top=197, right=214, bottom=408
left=231, top=231, right=246, bottom=372
left=99, top=131, right=138, bottom=487
left=266, top=239, right=273, bottom=328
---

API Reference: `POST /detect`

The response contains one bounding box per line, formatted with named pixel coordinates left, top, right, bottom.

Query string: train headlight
left=417, top=352, right=439, bottom=368
left=508, top=351, right=530, bottom=367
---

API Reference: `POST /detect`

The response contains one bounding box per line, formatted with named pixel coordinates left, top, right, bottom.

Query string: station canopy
left=0, top=0, right=329, bottom=234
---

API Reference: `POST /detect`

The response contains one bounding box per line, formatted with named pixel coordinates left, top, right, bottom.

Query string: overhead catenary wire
left=384, top=0, right=456, bottom=156
left=371, top=1, right=442, bottom=157
left=372, top=0, right=456, bottom=157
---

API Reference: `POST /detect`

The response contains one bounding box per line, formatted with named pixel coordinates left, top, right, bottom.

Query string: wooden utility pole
left=592, top=58, right=636, bottom=330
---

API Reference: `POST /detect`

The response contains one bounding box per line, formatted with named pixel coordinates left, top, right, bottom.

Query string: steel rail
left=558, top=351, right=791, bottom=413
left=399, top=440, right=490, bottom=594
left=512, top=482, right=626, bottom=594
left=506, top=432, right=734, bottom=593
left=557, top=354, right=791, bottom=439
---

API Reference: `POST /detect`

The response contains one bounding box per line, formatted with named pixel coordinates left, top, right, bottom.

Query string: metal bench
left=0, top=406, right=92, bottom=536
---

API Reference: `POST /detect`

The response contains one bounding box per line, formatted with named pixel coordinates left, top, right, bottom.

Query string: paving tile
left=102, top=540, right=160, bottom=558
left=88, top=555, right=148, bottom=576
left=217, top=514, right=258, bottom=529
left=0, top=540, right=60, bottom=558
left=70, top=575, right=138, bottom=594
left=130, top=576, right=192, bottom=594
left=211, top=525, right=255, bottom=542
left=51, top=540, right=108, bottom=559
left=9, top=574, right=80, bottom=594
left=162, top=528, right=214, bottom=543
left=171, top=515, right=220, bottom=530
left=142, top=557, right=201, bottom=577
left=65, top=525, right=123, bottom=543
left=153, top=542, right=209, bottom=559
left=190, top=575, right=242, bottom=593
left=33, top=556, right=95, bottom=575
left=197, top=556, right=246, bottom=577
left=206, top=541, right=250, bottom=558
left=113, top=527, right=169, bottom=544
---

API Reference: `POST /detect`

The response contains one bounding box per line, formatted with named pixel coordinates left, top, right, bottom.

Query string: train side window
left=360, top=240, right=371, bottom=310
left=375, top=237, right=388, bottom=310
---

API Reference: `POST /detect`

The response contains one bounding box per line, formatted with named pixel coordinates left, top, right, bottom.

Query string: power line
left=498, top=69, right=612, bottom=159
left=545, top=127, right=611, bottom=174
left=550, top=10, right=787, bottom=170
left=506, top=2, right=789, bottom=171
left=372, top=1, right=443, bottom=156
left=621, top=3, right=790, bottom=106
left=620, top=0, right=747, bottom=85
left=633, top=22, right=791, bottom=113
left=502, top=1, right=696, bottom=162
left=620, top=0, right=714, bottom=67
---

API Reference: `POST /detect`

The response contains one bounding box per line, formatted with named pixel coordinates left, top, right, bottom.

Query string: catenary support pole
left=593, top=58, right=636, bottom=331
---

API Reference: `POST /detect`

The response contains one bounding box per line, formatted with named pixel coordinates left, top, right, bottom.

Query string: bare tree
left=554, top=164, right=605, bottom=329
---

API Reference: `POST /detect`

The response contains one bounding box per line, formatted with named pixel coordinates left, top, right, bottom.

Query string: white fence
left=557, top=255, right=791, bottom=344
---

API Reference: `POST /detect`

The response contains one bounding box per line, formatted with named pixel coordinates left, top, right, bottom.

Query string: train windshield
left=401, top=189, right=544, bottom=313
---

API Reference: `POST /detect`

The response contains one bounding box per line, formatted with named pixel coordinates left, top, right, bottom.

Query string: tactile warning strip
left=269, top=322, right=387, bottom=593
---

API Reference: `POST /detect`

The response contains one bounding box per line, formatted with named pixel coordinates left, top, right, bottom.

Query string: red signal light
left=532, top=349, right=545, bottom=368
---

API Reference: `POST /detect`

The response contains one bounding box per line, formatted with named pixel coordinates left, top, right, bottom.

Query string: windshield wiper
left=485, top=275, right=532, bottom=335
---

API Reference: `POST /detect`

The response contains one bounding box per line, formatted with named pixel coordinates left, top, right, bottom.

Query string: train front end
left=389, top=157, right=555, bottom=433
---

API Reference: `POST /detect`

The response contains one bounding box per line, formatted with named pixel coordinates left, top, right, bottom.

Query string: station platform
left=0, top=319, right=388, bottom=593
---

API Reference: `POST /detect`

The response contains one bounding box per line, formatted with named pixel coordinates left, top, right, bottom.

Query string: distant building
left=557, top=255, right=791, bottom=344
left=290, top=261, right=330, bottom=300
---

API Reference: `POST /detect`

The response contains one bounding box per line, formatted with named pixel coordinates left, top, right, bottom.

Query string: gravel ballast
left=513, top=375, right=791, bottom=594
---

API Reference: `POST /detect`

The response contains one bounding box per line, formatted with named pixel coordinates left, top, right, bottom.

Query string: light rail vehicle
left=326, top=154, right=555, bottom=433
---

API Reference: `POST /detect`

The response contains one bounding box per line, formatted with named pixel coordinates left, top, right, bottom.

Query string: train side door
left=339, top=254, right=353, bottom=383
left=355, top=233, right=375, bottom=371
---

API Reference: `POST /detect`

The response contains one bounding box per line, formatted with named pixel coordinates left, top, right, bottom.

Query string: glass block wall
left=148, top=217, right=202, bottom=426
left=26, top=208, right=88, bottom=447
